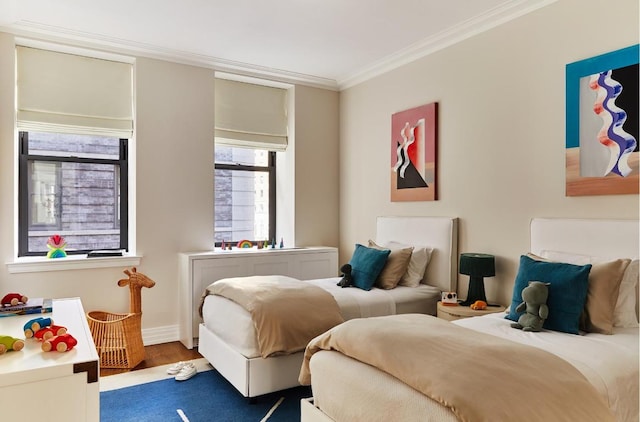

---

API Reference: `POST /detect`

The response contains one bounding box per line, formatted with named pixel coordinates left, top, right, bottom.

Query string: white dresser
left=179, top=246, right=339, bottom=349
left=0, top=297, right=99, bottom=421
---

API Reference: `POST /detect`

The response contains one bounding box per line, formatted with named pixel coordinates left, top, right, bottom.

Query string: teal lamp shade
left=459, top=253, right=495, bottom=306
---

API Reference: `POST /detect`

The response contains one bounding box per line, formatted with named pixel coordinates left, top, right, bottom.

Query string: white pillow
left=613, top=260, right=639, bottom=328
left=540, top=250, right=639, bottom=328
left=386, top=241, right=433, bottom=287
left=539, top=250, right=591, bottom=265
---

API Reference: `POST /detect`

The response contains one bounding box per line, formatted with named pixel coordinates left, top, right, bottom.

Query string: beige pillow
left=532, top=252, right=630, bottom=334
left=580, top=259, right=631, bottom=334
left=387, top=241, right=433, bottom=287
left=368, top=240, right=413, bottom=289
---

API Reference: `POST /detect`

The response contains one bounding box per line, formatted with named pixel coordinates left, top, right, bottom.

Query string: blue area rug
left=101, top=369, right=311, bottom=422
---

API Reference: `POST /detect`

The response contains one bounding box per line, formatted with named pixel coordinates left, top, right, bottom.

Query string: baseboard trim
left=142, top=325, right=179, bottom=346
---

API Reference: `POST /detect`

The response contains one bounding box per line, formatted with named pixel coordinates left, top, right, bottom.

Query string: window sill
left=7, top=254, right=142, bottom=274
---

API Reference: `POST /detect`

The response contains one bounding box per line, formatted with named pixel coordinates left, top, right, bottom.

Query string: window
left=18, top=131, right=128, bottom=256
left=214, top=146, right=275, bottom=245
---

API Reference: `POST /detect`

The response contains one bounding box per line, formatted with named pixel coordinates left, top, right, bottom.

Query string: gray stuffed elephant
left=511, top=281, right=550, bottom=332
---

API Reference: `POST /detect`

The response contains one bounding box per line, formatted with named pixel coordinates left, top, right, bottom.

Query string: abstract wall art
left=390, top=102, right=438, bottom=201
left=565, top=44, right=639, bottom=196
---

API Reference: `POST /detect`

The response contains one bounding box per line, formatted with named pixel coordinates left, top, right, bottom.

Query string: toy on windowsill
left=35, top=325, right=67, bottom=341
left=0, top=336, right=25, bottom=354
left=24, top=317, right=54, bottom=338
left=1, top=293, right=29, bottom=307
left=46, top=234, right=67, bottom=259
left=237, top=240, right=252, bottom=249
left=42, top=333, right=77, bottom=352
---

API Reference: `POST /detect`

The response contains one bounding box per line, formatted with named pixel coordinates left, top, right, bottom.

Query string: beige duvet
left=201, top=275, right=344, bottom=357
left=300, top=314, right=615, bottom=422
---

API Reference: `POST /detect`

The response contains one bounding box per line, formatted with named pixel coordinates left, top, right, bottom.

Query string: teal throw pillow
left=349, top=244, right=391, bottom=291
left=505, top=255, right=591, bottom=334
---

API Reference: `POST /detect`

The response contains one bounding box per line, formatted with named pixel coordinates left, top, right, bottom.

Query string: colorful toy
left=237, top=240, right=252, bottom=248
left=42, top=333, right=77, bottom=352
left=46, top=234, right=67, bottom=258
left=1, top=293, right=29, bottom=307
left=0, top=336, right=25, bottom=354
left=35, top=325, right=67, bottom=341
left=24, top=317, right=54, bottom=338
left=470, top=300, right=488, bottom=310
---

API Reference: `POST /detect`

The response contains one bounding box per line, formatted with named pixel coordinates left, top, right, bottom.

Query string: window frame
left=18, top=131, right=129, bottom=257
left=214, top=149, right=276, bottom=246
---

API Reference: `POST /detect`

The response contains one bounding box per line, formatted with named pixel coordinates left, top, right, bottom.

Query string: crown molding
left=1, top=21, right=339, bottom=91
left=2, top=0, right=557, bottom=93
left=337, top=0, right=558, bottom=90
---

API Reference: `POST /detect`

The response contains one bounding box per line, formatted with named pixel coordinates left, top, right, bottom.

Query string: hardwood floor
left=99, top=341, right=202, bottom=377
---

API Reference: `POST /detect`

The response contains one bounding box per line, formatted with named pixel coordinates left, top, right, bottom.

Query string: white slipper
left=166, top=361, right=187, bottom=375
left=175, top=363, right=197, bottom=381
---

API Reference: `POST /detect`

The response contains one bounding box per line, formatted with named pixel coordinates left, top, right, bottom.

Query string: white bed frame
left=198, top=216, right=458, bottom=398
left=301, top=217, right=639, bottom=421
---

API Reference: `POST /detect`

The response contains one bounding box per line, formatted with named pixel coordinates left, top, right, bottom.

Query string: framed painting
left=565, top=44, right=639, bottom=196
left=390, top=102, right=438, bottom=201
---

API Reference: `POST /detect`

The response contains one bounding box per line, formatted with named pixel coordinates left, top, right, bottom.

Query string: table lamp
left=459, top=253, right=495, bottom=306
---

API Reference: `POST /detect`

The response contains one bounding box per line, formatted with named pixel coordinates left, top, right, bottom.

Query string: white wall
left=0, top=34, right=340, bottom=342
left=339, top=0, right=640, bottom=305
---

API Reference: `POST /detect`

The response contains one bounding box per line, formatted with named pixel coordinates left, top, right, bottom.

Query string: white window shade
left=215, top=78, right=288, bottom=151
left=17, top=46, right=133, bottom=138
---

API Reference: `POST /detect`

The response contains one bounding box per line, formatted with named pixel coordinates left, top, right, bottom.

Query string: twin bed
left=300, top=218, right=639, bottom=422
left=198, top=216, right=458, bottom=398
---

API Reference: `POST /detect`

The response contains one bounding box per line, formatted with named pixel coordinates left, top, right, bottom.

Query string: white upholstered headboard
left=375, top=216, right=458, bottom=293
left=530, top=218, right=639, bottom=260
left=530, top=218, right=639, bottom=319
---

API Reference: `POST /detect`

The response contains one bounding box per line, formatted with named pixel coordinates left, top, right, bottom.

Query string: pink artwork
left=390, top=102, right=438, bottom=201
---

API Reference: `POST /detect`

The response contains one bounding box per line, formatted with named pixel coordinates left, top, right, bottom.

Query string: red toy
left=24, top=317, right=54, bottom=338
left=34, top=325, right=67, bottom=341
left=1, top=293, right=28, bottom=307
left=42, top=333, right=77, bottom=352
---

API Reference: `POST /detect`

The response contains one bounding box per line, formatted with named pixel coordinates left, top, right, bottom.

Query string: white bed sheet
left=201, top=276, right=441, bottom=358
left=453, top=313, right=639, bottom=422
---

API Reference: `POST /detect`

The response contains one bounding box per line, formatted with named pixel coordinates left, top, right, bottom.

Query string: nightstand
left=437, top=301, right=506, bottom=321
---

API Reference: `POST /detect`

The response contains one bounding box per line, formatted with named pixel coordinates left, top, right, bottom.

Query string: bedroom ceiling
left=0, top=0, right=555, bottom=89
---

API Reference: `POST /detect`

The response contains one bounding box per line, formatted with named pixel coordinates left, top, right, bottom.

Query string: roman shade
left=215, top=78, right=288, bottom=151
left=16, top=46, right=134, bottom=138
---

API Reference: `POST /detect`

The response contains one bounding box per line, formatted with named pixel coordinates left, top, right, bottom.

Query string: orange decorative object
left=470, top=300, right=488, bottom=310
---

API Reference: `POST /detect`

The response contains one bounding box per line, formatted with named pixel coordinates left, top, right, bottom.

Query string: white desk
left=0, top=298, right=99, bottom=421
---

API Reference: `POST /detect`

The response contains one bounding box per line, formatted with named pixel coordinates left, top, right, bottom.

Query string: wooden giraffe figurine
left=117, top=267, right=155, bottom=314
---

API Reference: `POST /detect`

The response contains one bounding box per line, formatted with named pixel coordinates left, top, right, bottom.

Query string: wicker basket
left=86, top=310, right=145, bottom=369
left=86, top=267, right=155, bottom=369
